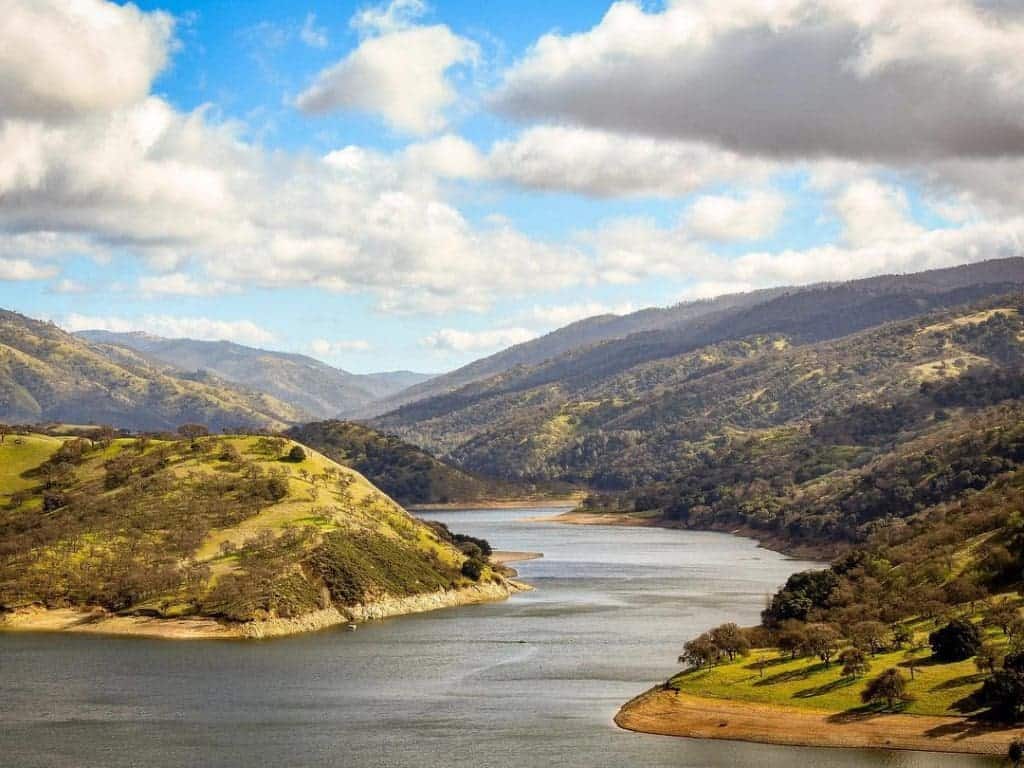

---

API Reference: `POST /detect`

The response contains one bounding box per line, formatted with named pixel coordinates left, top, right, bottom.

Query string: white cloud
left=496, top=0, right=1024, bottom=161
left=527, top=301, right=636, bottom=327
left=421, top=327, right=537, bottom=353
left=310, top=338, right=373, bottom=356
left=0, top=258, right=57, bottom=281
left=487, top=125, right=772, bottom=198
left=299, top=13, right=328, bottom=48
left=60, top=314, right=276, bottom=346
left=295, top=1, right=478, bottom=134
left=0, top=0, right=173, bottom=120
left=137, top=273, right=238, bottom=297
left=403, top=134, right=486, bottom=179
left=832, top=179, right=924, bottom=247
left=48, top=278, right=89, bottom=294
left=686, top=190, right=787, bottom=242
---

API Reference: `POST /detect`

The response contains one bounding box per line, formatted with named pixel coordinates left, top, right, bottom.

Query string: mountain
left=0, top=310, right=306, bottom=432
left=357, top=286, right=791, bottom=417
left=371, top=260, right=1024, bottom=491
left=0, top=432, right=511, bottom=633
left=285, top=420, right=520, bottom=505
left=76, top=331, right=433, bottom=419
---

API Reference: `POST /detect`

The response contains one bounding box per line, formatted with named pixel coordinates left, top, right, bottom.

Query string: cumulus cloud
left=299, top=13, right=328, bottom=48
left=527, top=301, right=636, bottom=327
left=309, top=338, right=373, bottom=356
left=0, top=0, right=173, bottom=120
left=60, top=314, right=276, bottom=345
left=0, top=258, right=57, bottom=281
left=686, top=190, right=787, bottom=242
left=421, top=327, right=536, bottom=353
left=832, top=179, right=924, bottom=247
left=495, top=0, right=1024, bottom=161
left=487, top=125, right=772, bottom=198
left=137, top=273, right=239, bottom=297
left=295, top=0, right=478, bottom=134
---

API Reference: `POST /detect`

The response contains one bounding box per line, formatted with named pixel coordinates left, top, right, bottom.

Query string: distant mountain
left=356, top=286, right=791, bottom=417
left=76, top=331, right=433, bottom=419
left=372, top=259, right=1024, bottom=486
left=0, top=311, right=305, bottom=431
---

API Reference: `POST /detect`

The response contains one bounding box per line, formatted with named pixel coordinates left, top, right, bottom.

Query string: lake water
left=0, top=507, right=998, bottom=767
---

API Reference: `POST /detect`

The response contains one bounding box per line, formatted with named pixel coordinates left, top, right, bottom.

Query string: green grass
left=671, top=621, right=1008, bottom=717
left=0, top=433, right=64, bottom=502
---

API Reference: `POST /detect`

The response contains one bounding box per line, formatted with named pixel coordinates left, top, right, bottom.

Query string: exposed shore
left=409, top=497, right=580, bottom=511
left=490, top=550, right=543, bottom=566
left=615, top=687, right=1018, bottom=756
left=0, top=579, right=530, bottom=641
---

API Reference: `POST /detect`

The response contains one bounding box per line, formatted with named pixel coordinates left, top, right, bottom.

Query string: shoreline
left=0, top=579, right=530, bottom=641
left=525, top=510, right=836, bottom=560
left=490, top=550, right=543, bottom=566
left=615, top=687, right=1017, bottom=756
left=409, top=497, right=580, bottom=511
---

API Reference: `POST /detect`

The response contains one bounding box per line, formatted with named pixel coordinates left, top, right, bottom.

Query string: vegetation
left=0, top=310, right=305, bottom=431
left=0, top=431, right=501, bottom=623
left=286, top=420, right=521, bottom=505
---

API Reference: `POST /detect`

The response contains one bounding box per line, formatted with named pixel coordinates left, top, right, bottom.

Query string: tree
left=861, top=668, right=911, bottom=709
left=0, top=423, right=9, bottom=443
left=709, top=623, right=751, bottom=661
left=975, top=642, right=1004, bottom=675
left=929, top=619, right=983, bottom=662
left=802, top=624, right=841, bottom=667
left=178, top=424, right=209, bottom=444
left=840, top=647, right=870, bottom=679
left=975, top=669, right=1024, bottom=723
left=903, top=648, right=922, bottom=680
left=850, top=621, right=889, bottom=655
left=287, top=445, right=307, bottom=462
left=984, top=602, right=1020, bottom=636
left=777, top=624, right=807, bottom=660
left=1010, top=737, right=1024, bottom=767
left=460, top=558, right=483, bottom=581
left=679, top=634, right=721, bottom=670
left=891, top=624, right=912, bottom=650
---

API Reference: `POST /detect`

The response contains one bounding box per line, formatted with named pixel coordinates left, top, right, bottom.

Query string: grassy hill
left=78, top=330, right=432, bottom=419
left=285, top=420, right=521, bottom=505
left=0, top=431, right=505, bottom=627
left=0, top=310, right=305, bottom=432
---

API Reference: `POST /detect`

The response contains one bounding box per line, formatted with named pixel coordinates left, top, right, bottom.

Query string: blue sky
left=1, top=0, right=1021, bottom=372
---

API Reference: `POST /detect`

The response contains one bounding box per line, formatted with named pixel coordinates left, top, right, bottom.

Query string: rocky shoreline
left=1, top=579, right=530, bottom=641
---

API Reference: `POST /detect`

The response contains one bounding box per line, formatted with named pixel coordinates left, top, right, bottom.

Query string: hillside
left=77, top=330, right=433, bottom=419
left=0, top=431, right=515, bottom=637
left=365, top=258, right=1024, bottom=418
left=0, top=311, right=305, bottom=432
left=285, top=421, right=520, bottom=505
left=372, top=263, right=1024, bottom=487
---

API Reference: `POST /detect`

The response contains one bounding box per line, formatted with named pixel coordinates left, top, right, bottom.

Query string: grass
left=671, top=619, right=1010, bottom=717
left=0, top=433, right=64, bottom=503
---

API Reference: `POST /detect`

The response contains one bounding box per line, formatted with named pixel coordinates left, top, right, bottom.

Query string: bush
left=461, top=558, right=483, bottom=581
left=976, top=669, right=1024, bottom=723
left=929, top=619, right=983, bottom=662
left=287, top=445, right=307, bottom=462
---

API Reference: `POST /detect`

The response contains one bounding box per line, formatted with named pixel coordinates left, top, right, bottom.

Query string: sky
left=1, top=1, right=1023, bottom=373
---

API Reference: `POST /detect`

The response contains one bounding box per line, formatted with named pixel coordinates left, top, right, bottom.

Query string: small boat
left=346, top=623, right=358, bottom=632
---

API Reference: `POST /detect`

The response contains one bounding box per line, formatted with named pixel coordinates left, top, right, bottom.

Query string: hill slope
left=285, top=421, right=518, bottom=505
left=77, top=330, right=432, bottom=419
left=0, top=432, right=513, bottom=636
left=0, top=311, right=305, bottom=432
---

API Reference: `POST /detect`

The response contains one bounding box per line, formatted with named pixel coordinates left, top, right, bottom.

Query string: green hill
left=0, top=431, right=509, bottom=633
left=285, top=420, right=519, bottom=505
left=0, top=310, right=305, bottom=432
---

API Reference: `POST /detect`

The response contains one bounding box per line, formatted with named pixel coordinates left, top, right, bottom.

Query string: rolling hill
left=0, top=310, right=306, bottom=432
left=0, top=431, right=514, bottom=636
left=77, top=330, right=432, bottom=419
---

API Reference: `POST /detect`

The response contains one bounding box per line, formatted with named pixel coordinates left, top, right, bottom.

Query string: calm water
left=0, top=507, right=997, bottom=767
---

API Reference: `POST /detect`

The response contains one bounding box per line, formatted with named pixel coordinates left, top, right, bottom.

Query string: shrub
left=461, top=558, right=483, bottom=581
left=929, top=619, right=983, bottom=662
left=287, top=445, right=307, bottom=462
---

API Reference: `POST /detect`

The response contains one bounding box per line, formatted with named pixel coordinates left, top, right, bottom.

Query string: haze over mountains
left=76, top=331, right=433, bottom=419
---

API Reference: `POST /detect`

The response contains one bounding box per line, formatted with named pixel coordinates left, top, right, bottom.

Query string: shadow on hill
left=827, top=701, right=910, bottom=724
left=743, top=655, right=794, bottom=672
left=922, top=716, right=1017, bottom=741
left=755, top=661, right=827, bottom=686
left=794, top=676, right=857, bottom=699
left=929, top=672, right=987, bottom=692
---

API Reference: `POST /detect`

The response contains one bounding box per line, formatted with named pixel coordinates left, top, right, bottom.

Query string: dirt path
left=615, top=688, right=1021, bottom=756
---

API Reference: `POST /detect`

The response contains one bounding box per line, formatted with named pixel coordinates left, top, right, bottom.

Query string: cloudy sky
left=2, top=0, right=1023, bottom=372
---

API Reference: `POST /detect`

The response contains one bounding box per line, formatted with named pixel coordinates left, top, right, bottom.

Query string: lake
left=0, top=506, right=998, bottom=767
